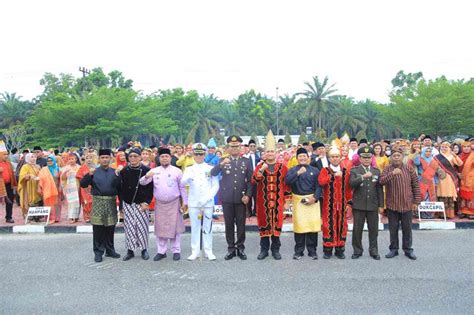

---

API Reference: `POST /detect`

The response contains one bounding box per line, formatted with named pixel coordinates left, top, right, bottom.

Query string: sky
left=1, top=0, right=473, bottom=103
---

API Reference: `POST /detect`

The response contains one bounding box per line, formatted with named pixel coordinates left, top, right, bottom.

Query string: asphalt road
left=1, top=230, right=473, bottom=315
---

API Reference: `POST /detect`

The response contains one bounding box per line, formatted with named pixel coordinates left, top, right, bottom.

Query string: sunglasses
left=129, top=154, right=140, bottom=158
left=194, top=153, right=205, bottom=156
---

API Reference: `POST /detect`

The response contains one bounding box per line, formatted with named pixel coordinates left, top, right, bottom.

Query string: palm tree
left=218, top=103, right=246, bottom=136
left=329, top=96, right=367, bottom=136
left=296, top=76, right=339, bottom=131
left=185, top=94, right=223, bottom=143
left=0, top=92, right=35, bottom=129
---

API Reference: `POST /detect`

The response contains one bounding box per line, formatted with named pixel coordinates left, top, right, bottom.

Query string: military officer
left=211, top=135, right=253, bottom=260
left=181, top=143, right=220, bottom=261
left=349, top=146, right=384, bottom=260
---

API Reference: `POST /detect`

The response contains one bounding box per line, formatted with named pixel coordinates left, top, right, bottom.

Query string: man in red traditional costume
left=252, top=130, right=291, bottom=260
left=318, top=145, right=352, bottom=259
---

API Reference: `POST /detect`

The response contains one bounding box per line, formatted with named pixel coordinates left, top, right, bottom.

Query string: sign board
left=418, top=201, right=446, bottom=221
left=25, top=206, right=51, bottom=225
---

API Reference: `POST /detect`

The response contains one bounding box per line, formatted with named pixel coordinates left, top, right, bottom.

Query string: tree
left=296, top=76, right=340, bottom=133
left=297, top=132, right=308, bottom=144
left=0, top=92, right=36, bottom=129
left=1, top=124, right=27, bottom=151
left=329, top=96, right=367, bottom=136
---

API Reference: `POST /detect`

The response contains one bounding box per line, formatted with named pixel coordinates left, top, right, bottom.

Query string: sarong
left=91, top=195, right=117, bottom=226
left=123, top=202, right=149, bottom=250
left=292, top=194, right=321, bottom=233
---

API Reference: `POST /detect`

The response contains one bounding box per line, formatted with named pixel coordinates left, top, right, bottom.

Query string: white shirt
left=348, top=149, right=358, bottom=160
left=181, top=162, right=219, bottom=208
left=329, top=164, right=341, bottom=172
left=317, top=156, right=329, bottom=168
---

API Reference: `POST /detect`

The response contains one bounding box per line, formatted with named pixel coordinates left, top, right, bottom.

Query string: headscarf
left=47, top=154, right=59, bottom=176
left=420, top=147, right=433, bottom=164
left=460, top=141, right=472, bottom=164
left=25, top=153, right=36, bottom=165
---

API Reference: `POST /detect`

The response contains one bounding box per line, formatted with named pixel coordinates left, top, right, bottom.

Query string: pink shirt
left=139, top=165, right=188, bottom=204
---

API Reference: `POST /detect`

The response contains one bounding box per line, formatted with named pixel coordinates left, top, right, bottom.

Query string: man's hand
left=115, top=165, right=124, bottom=176
left=220, top=158, right=231, bottom=166
left=393, top=168, right=402, bottom=175
left=145, top=170, right=154, bottom=178
left=181, top=204, right=189, bottom=214
left=88, top=167, right=95, bottom=176
left=140, top=203, right=149, bottom=211
left=362, top=171, right=373, bottom=179
left=284, top=200, right=291, bottom=210
left=378, top=207, right=384, bottom=214
left=334, top=171, right=342, bottom=177
left=305, top=195, right=317, bottom=205
left=297, top=166, right=306, bottom=176
left=260, top=163, right=268, bottom=172
left=412, top=204, right=418, bottom=211
left=242, top=195, right=250, bottom=205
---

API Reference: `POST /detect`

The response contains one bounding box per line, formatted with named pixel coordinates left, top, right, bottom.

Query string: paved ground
left=1, top=230, right=473, bottom=314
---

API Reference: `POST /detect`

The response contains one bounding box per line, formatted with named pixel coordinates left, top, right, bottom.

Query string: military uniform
left=211, top=136, right=253, bottom=259
left=349, top=147, right=384, bottom=259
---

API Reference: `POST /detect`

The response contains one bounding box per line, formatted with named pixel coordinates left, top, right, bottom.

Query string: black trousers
left=4, top=183, right=14, bottom=220
left=92, top=224, right=116, bottom=256
left=352, top=209, right=379, bottom=255
left=222, top=202, right=246, bottom=251
left=246, top=185, right=257, bottom=216
left=260, top=235, right=281, bottom=252
left=387, top=209, right=413, bottom=253
left=294, top=232, right=318, bottom=255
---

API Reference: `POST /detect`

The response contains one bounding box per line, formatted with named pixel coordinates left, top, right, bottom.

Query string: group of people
left=0, top=132, right=473, bottom=263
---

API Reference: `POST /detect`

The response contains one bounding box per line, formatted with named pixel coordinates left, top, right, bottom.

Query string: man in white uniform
left=181, top=143, right=220, bottom=261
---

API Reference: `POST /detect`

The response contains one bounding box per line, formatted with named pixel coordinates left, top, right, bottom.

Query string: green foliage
left=2, top=69, right=471, bottom=148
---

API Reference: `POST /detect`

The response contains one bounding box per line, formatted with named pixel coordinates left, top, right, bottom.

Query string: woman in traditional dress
left=459, top=142, right=474, bottom=219
left=18, top=153, right=42, bottom=219
left=435, top=141, right=463, bottom=219
left=76, top=151, right=97, bottom=223
left=38, top=154, right=61, bottom=223
left=374, top=143, right=389, bottom=173
left=141, top=148, right=156, bottom=168
left=61, top=153, right=81, bottom=223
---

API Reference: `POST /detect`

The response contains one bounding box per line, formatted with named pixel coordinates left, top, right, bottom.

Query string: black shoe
left=385, top=250, right=399, bottom=259
left=153, top=253, right=167, bottom=261
left=323, top=253, right=332, bottom=259
left=224, top=250, right=236, bottom=260
left=351, top=254, right=362, bottom=259
left=335, top=253, right=345, bottom=259
left=173, top=253, right=181, bottom=261
left=405, top=252, right=417, bottom=260
left=237, top=249, right=247, bottom=260
left=272, top=251, right=282, bottom=260
left=122, top=250, right=134, bottom=261
left=371, top=254, right=381, bottom=260
left=257, top=251, right=269, bottom=260
left=94, top=254, right=103, bottom=263
left=105, top=251, right=121, bottom=259
left=293, top=253, right=303, bottom=260
left=6, top=219, right=14, bottom=224
left=141, top=250, right=150, bottom=260
left=309, top=253, right=318, bottom=260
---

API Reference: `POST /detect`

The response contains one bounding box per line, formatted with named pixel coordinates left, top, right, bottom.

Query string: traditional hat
left=349, top=137, right=358, bottom=143
left=312, top=142, right=324, bottom=150
left=265, top=130, right=276, bottom=151
left=158, top=147, right=171, bottom=156
left=302, top=142, right=309, bottom=146
left=357, top=146, right=374, bottom=158
left=296, top=147, right=308, bottom=156
left=226, top=135, right=243, bottom=145
left=278, top=138, right=285, bottom=144
left=359, top=138, right=368, bottom=145
left=193, top=143, right=207, bottom=154
left=328, top=146, right=341, bottom=156
left=391, top=146, right=403, bottom=155
left=0, top=140, right=7, bottom=153
left=207, top=138, right=217, bottom=148
left=129, top=147, right=142, bottom=156
left=98, top=148, right=112, bottom=156
left=248, top=139, right=256, bottom=145
left=33, top=146, right=42, bottom=151
left=341, top=133, right=350, bottom=145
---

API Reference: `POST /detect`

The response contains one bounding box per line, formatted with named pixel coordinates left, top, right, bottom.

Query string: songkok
left=278, top=139, right=285, bottom=144
left=33, top=146, right=42, bottom=151
left=312, top=142, right=324, bottom=150
left=248, top=139, right=256, bottom=145
left=359, top=138, right=368, bottom=145
left=391, top=146, right=403, bottom=155
left=296, top=148, right=308, bottom=156
left=98, top=148, right=112, bottom=156
left=349, top=137, right=358, bottom=143
left=193, top=143, right=207, bottom=154
left=158, top=147, right=171, bottom=156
